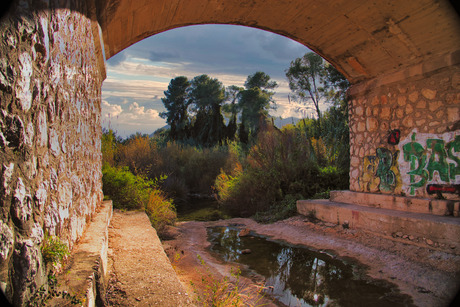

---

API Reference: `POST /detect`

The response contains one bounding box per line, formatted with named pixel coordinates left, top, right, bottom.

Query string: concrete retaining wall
left=297, top=199, right=460, bottom=250
left=49, top=200, right=112, bottom=307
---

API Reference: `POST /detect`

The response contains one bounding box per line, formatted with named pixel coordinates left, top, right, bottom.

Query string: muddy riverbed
left=162, top=216, right=460, bottom=307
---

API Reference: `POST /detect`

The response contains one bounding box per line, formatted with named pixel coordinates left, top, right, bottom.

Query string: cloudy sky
left=101, top=24, right=312, bottom=138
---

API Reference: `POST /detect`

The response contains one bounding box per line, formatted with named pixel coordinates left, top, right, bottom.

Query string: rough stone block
left=12, top=239, right=46, bottom=305
left=366, top=117, right=378, bottom=132
left=400, top=94, right=409, bottom=105
left=422, top=88, right=436, bottom=100
left=0, top=220, right=14, bottom=262
left=447, top=107, right=459, bottom=122
left=428, top=100, right=443, bottom=112
left=16, top=53, right=33, bottom=112
left=381, top=106, right=391, bottom=120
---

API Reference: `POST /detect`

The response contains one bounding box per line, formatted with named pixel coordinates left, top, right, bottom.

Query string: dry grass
left=190, top=255, right=267, bottom=307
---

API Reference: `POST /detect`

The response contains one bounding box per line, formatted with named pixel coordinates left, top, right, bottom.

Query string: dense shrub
left=151, top=142, right=237, bottom=197
left=101, top=128, right=120, bottom=167
left=253, top=194, right=300, bottom=223
left=102, top=165, right=153, bottom=210
left=215, top=122, right=348, bottom=220
left=117, top=134, right=159, bottom=177
left=102, top=104, right=349, bottom=223
left=145, top=189, right=177, bottom=236
left=102, top=165, right=177, bottom=237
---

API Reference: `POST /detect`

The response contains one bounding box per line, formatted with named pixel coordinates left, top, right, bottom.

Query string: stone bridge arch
left=0, top=0, right=459, bottom=304
left=100, top=0, right=460, bottom=83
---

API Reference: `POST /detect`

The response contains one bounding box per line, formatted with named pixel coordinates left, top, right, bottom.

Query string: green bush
left=253, top=194, right=300, bottom=223
left=318, top=165, right=349, bottom=191
left=102, top=164, right=176, bottom=237
left=179, top=207, right=229, bottom=222
left=151, top=142, right=236, bottom=196
left=215, top=123, right=349, bottom=221
left=41, top=233, right=69, bottom=272
left=102, top=165, right=153, bottom=210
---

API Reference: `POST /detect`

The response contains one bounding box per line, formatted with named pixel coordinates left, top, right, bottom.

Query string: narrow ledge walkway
left=106, top=210, right=192, bottom=306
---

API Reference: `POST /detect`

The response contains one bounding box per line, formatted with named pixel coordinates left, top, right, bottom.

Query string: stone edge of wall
left=48, top=200, right=113, bottom=307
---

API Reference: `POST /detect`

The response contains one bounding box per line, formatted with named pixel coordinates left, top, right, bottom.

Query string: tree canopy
left=285, top=52, right=328, bottom=122
left=238, top=72, right=278, bottom=139
left=188, top=74, right=227, bottom=146
left=160, top=72, right=277, bottom=146
left=286, top=52, right=349, bottom=132
left=160, top=76, right=190, bottom=141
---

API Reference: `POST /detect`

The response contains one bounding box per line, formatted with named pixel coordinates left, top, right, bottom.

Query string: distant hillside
left=150, top=125, right=169, bottom=138
left=271, top=117, right=302, bottom=128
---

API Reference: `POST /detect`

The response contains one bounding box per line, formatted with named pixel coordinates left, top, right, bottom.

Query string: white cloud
left=128, top=102, right=159, bottom=120
left=101, top=100, right=165, bottom=137
left=101, top=100, right=122, bottom=118
left=102, top=77, right=169, bottom=101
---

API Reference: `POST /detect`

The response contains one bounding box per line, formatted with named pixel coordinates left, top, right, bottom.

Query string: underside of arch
left=96, top=0, right=460, bottom=84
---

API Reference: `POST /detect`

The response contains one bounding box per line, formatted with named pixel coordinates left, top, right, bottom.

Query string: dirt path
left=164, top=216, right=460, bottom=307
left=105, top=210, right=192, bottom=306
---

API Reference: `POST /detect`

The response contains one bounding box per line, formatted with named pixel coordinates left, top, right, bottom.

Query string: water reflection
left=207, top=226, right=413, bottom=307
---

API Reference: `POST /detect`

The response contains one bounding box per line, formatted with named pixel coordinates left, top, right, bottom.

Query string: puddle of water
left=207, top=226, right=413, bottom=307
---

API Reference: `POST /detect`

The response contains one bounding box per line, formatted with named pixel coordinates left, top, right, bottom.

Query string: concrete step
left=330, top=190, right=460, bottom=216
left=297, top=199, right=460, bottom=251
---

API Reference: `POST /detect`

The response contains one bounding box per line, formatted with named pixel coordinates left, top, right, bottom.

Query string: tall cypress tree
left=160, top=76, right=191, bottom=141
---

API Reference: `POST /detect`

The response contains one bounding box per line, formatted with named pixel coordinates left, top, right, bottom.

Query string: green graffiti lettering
left=376, top=148, right=396, bottom=192
left=447, top=135, right=460, bottom=180
left=426, top=139, right=449, bottom=182
left=403, top=140, right=428, bottom=193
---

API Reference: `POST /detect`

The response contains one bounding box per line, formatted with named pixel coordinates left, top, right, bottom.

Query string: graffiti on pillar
left=387, top=129, right=401, bottom=145
left=399, top=131, right=460, bottom=196
left=426, top=184, right=460, bottom=196
left=376, top=148, right=400, bottom=192
left=361, top=155, right=379, bottom=192
left=361, top=148, right=401, bottom=193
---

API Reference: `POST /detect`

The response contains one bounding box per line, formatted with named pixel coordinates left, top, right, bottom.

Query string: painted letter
left=376, top=148, right=396, bottom=192
left=447, top=135, right=460, bottom=181
left=426, top=139, right=449, bottom=182
left=403, top=138, right=428, bottom=194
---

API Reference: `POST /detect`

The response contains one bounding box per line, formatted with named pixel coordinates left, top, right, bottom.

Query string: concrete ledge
left=330, top=190, right=459, bottom=216
left=297, top=199, right=460, bottom=251
left=348, top=54, right=460, bottom=96
left=50, top=200, right=113, bottom=306
left=108, top=210, right=191, bottom=305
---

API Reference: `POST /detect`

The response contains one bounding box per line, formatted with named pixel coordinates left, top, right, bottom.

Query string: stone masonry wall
left=349, top=65, right=460, bottom=200
left=0, top=1, right=104, bottom=304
